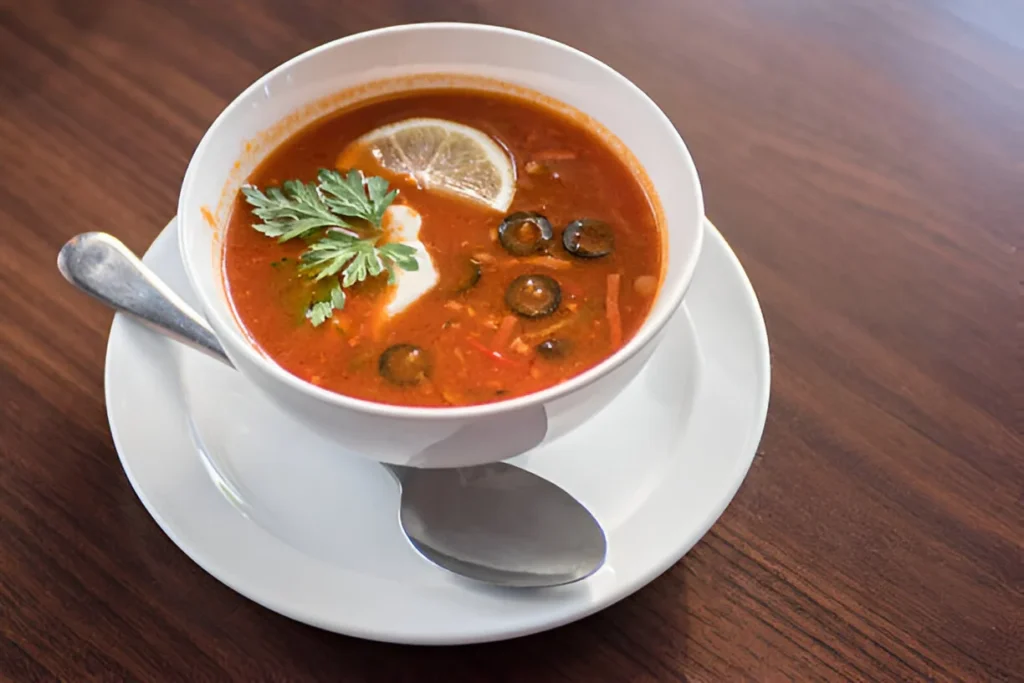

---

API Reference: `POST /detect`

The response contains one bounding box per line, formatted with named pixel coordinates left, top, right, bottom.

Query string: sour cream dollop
left=381, top=204, right=437, bottom=317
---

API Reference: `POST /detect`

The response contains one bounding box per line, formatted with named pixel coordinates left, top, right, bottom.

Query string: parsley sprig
left=241, top=169, right=418, bottom=326
left=318, top=169, right=397, bottom=227
left=241, top=179, right=349, bottom=242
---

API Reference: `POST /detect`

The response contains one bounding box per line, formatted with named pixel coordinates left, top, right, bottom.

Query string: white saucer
left=105, top=217, right=770, bottom=645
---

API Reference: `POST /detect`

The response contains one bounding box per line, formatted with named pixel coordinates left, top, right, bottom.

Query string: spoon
left=57, top=232, right=607, bottom=588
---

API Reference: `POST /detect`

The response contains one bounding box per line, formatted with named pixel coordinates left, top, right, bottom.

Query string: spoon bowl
left=393, top=462, right=606, bottom=587
left=58, top=232, right=607, bottom=588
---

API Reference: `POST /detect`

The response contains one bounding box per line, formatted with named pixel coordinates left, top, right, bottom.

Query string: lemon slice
left=355, top=118, right=515, bottom=213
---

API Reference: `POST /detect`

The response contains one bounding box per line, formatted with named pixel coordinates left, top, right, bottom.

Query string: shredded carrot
left=499, top=255, right=572, bottom=270
left=606, top=273, right=623, bottom=349
left=524, top=255, right=572, bottom=270
left=533, top=150, right=577, bottom=161
left=491, top=315, right=520, bottom=351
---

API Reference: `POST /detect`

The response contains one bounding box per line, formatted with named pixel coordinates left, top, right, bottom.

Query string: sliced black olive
left=378, top=344, right=430, bottom=386
left=456, top=258, right=482, bottom=292
left=536, top=338, right=571, bottom=359
left=562, top=219, right=614, bottom=258
left=505, top=274, right=561, bottom=318
left=498, top=212, right=554, bottom=256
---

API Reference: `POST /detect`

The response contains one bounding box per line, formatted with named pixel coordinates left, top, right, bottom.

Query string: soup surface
left=224, top=88, right=662, bottom=407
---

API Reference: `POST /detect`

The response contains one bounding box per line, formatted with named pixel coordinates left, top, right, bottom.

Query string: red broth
left=224, top=89, right=663, bottom=407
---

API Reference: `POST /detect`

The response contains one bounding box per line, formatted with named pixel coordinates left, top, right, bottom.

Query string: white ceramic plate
left=105, top=217, right=769, bottom=645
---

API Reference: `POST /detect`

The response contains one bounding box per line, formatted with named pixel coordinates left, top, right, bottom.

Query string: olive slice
left=562, top=219, right=614, bottom=258
left=379, top=344, right=430, bottom=386
left=498, top=212, right=554, bottom=256
left=505, top=274, right=561, bottom=318
left=536, top=338, right=571, bottom=359
left=456, top=258, right=482, bottom=292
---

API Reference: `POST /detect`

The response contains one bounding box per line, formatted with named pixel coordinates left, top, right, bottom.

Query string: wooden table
left=2, top=1, right=1021, bottom=680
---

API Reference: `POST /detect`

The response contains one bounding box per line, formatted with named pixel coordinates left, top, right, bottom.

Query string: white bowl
left=178, top=23, right=703, bottom=467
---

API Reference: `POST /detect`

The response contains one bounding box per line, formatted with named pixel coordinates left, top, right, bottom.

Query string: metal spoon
left=57, top=232, right=607, bottom=588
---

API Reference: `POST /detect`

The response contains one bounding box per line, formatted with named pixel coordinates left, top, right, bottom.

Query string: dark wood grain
left=1, top=0, right=1021, bottom=680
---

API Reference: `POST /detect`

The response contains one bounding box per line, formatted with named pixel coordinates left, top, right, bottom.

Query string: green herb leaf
left=298, top=230, right=417, bottom=303
left=378, top=242, right=420, bottom=270
left=377, top=242, right=418, bottom=284
left=306, top=283, right=346, bottom=327
left=299, top=231, right=376, bottom=282
left=306, top=300, right=333, bottom=326
left=330, top=283, right=347, bottom=309
left=241, top=181, right=352, bottom=242
left=318, top=169, right=398, bottom=227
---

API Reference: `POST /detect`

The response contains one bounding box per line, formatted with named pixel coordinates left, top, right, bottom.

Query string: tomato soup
left=224, top=88, right=663, bottom=407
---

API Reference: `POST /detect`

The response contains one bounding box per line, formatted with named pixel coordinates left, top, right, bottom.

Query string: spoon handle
left=57, top=232, right=232, bottom=367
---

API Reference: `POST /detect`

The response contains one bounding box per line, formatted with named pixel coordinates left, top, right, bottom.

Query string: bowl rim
left=178, top=21, right=704, bottom=421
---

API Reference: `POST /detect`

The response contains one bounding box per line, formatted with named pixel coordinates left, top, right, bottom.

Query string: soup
left=224, top=88, right=663, bottom=407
